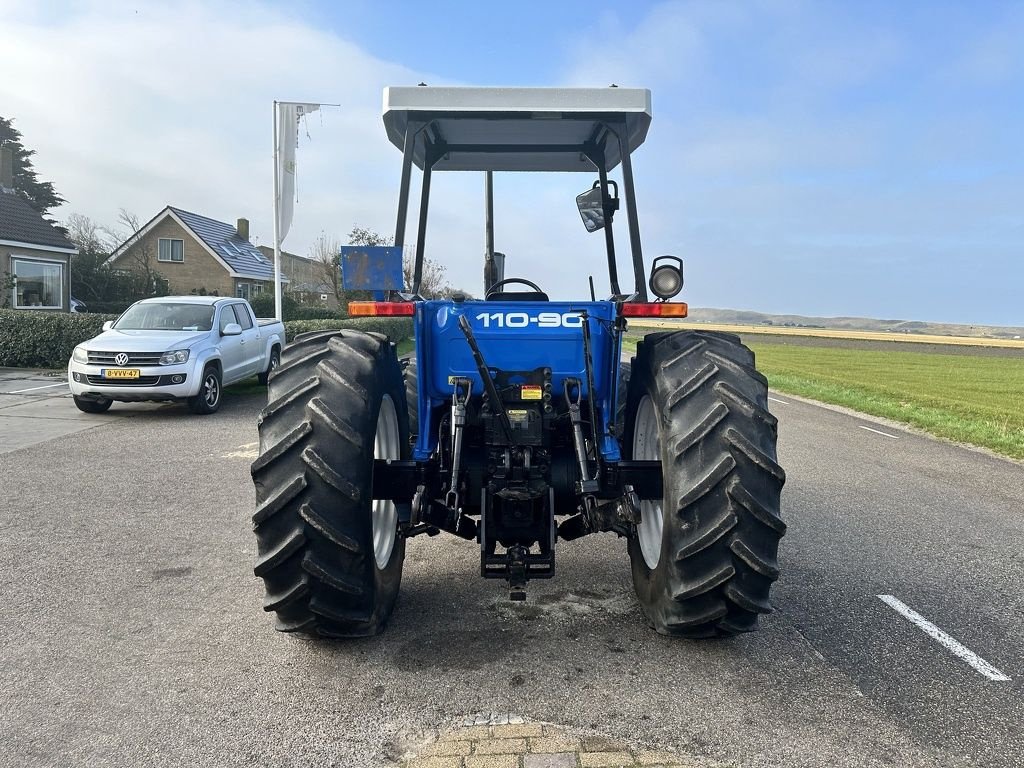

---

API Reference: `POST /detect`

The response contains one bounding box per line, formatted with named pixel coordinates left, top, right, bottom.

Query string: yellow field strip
left=628, top=320, right=1024, bottom=349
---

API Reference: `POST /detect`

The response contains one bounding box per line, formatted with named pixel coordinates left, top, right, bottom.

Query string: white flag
left=276, top=102, right=320, bottom=242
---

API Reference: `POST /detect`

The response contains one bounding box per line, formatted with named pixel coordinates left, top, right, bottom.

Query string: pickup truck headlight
left=159, top=349, right=190, bottom=365
left=72, top=346, right=88, bottom=364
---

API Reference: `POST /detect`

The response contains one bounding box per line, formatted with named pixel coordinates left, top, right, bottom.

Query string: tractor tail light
left=621, top=302, right=688, bottom=318
left=348, top=301, right=415, bottom=317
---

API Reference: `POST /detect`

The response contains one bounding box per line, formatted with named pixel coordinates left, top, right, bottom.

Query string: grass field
left=622, top=331, right=1024, bottom=460
left=630, top=320, right=1024, bottom=349
left=748, top=343, right=1024, bottom=460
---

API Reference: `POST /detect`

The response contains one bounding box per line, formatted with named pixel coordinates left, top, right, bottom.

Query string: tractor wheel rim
left=633, top=394, right=663, bottom=570
left=372, top=394, right=400, bottom=569
left=204, top=374, right=219, bottom=406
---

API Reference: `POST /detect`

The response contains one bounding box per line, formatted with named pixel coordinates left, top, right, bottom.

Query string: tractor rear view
left=251, top=87, right=786, bottom=638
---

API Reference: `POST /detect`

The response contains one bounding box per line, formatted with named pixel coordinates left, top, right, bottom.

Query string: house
left=107, top=206, right=286, bottom=300
left=257, top=245, right=339, bottom=309
left=0, top=149, right=78, bottom=311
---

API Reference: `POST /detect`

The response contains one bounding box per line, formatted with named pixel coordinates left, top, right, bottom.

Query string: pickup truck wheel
left=251, top=329, right=410, bottom=637
left=73, top=395, right=112, bottom=413
left=624, top=330, right=786, bottom=637
left=187, top=365, right=222, bottom=414
left=257, top=346, right=281, bottom=386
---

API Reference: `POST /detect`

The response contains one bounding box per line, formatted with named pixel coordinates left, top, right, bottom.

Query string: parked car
left=70, top=296, right=88, bottom=313
left=67, top=296, right=284, bottom=414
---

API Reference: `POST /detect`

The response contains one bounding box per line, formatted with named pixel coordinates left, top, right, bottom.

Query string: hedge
left=83, top=300, right=136, bottom=315
left=0, top=309, right=414, bottom=369
left=0, top=309, right=120, bottom=368
left=250, top=293, right=350, bottom=321
left=283, top=317, right=413, bottom=343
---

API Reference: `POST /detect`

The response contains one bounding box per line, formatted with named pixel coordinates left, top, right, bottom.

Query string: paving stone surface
left=397, top=713, right=731, bottom=768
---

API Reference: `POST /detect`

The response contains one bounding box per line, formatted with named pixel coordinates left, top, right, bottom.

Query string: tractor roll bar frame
left=392, top=118, right=648, bottom=301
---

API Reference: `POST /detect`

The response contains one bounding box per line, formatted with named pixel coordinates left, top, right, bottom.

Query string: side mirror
left=576, top=187, right=605, bottom=233
left=222, top=323, right=242, bottom=336
left=102, top=321, right=114, bottom=331
left=576, top=180, right=619, bottom=233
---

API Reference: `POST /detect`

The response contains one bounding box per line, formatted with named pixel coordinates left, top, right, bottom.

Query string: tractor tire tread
left=251, top=329, right=408, bottom=638
left=625, top=329, right=785, bottom=638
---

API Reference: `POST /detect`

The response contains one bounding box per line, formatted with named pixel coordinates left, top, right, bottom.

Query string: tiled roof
left=0, top=192, right=76, bottom=250
left=169, top=206, right=285, bottom=282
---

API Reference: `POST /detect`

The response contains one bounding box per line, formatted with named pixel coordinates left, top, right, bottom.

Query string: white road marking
left=9, top=382, right=68, bottom=394
left=768, top=396, right=789, bottom=405
left=878, top=595, right=1011, bottom=681
left=859, top=425, right=899, bottom=439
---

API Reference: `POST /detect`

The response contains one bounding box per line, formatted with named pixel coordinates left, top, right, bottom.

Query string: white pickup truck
left=67, top=296, right=285, bottom=414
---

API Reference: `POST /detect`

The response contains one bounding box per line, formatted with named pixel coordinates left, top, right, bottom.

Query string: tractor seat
left=485, top=290, right=549, bottom=302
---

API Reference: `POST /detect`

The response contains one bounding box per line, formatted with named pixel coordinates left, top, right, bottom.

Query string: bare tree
left=400, top=246, right=448, bottom=299
left=309, top=231, right=343, bottom=305
left=343, top=225, right=451, bottom=299
left=64, top=213, right=115, bottom=302
left=65, top=213, right=113, bottom=255
left=113, top=209, right=165, bottom=296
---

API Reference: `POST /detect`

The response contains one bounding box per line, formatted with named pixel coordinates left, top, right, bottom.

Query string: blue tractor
left=251, top=86, right=786, bottom=638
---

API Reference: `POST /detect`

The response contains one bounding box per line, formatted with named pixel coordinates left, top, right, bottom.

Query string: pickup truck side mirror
left=222, top=323, right=242, bottom=336
left=102, top=320, right=114, bottom=331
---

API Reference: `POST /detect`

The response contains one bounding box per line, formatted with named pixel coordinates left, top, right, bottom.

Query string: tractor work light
left=348, top=301, right=415, bottom=317
left=621, top=302, right=688, bottom=317
left=648, top=256, right=684, bottom=301
left=651, top=256, right=684, bottom=296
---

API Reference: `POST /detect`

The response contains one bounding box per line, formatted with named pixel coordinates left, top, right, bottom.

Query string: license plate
left=101, top=368, right=141, bottom=379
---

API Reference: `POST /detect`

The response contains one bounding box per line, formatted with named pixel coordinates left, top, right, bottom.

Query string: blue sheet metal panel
left=339, top=246, right=404, bottom=290
left=412, top=300, right=622, bottom=461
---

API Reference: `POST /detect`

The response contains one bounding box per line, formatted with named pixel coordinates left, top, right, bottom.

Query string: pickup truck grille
left=86, top=375, right=162, bottom=386
left=87, top=351, right=164, bottom=366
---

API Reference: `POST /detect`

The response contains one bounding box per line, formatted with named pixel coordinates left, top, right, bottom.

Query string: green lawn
left=622, top=332, right=1024, bottom=460
left=750, top=343, right=1024, bottom=460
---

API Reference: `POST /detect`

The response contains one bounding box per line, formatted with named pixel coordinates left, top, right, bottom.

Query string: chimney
left=236, top=217, right=249, bottom=241
left=0, top=147, right=14, bottom=193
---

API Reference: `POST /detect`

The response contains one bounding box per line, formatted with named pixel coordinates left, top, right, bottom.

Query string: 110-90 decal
left=474, top=311, right=583, bottom=329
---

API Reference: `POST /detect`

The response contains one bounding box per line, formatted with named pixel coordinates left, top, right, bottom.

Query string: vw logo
left=114, top=353, right=129, bottom=366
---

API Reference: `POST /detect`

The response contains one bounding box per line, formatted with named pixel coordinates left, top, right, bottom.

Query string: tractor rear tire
left=624, top=330, right=786, bottom=637
left=251, top=329, right=409, bottom=637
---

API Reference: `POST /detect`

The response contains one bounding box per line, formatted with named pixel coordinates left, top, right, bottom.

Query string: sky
left=1, top=0, right=1022, bottom=325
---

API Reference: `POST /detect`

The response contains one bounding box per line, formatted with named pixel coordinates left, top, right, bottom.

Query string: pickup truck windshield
left=114, top=303, right=216, bottom=331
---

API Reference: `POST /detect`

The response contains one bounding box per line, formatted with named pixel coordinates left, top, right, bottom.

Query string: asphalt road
left=1, top=379, right=1022, bottom=767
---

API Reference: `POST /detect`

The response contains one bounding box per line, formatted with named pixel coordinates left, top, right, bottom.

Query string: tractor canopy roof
left=382, top=86, right=652, bottom=172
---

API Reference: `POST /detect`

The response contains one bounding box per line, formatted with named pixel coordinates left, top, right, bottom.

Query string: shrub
left=0, top=310, right=414, bottom=370
left=289, top=305, right=345, bottom=321
left=0, top=309, right=119, bottom=368
left=283, top=317, right=413, bottom=343
left=84, top=300, right=134, bottom=315
left=250, top=293, right=347, bottom=322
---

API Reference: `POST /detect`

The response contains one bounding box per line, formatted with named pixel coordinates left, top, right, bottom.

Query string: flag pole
left=272, top=99, right=283, bottom=322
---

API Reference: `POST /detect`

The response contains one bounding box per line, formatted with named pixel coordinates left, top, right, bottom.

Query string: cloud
left=554, top=1, right=1024, bottom=324
left=2, top=1, right=1021, bottom=323
left=0, top=1, right=433, bottom=254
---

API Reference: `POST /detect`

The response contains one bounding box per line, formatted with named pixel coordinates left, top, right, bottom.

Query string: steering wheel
left=485, top=278, right=545, bottom=299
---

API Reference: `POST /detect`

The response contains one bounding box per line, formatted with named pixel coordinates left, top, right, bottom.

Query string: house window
left=12, top=257, right=64, bottom=309
left=158, top=238, right=184, bottom=262
left=236, top=283, right=250, bottom=299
